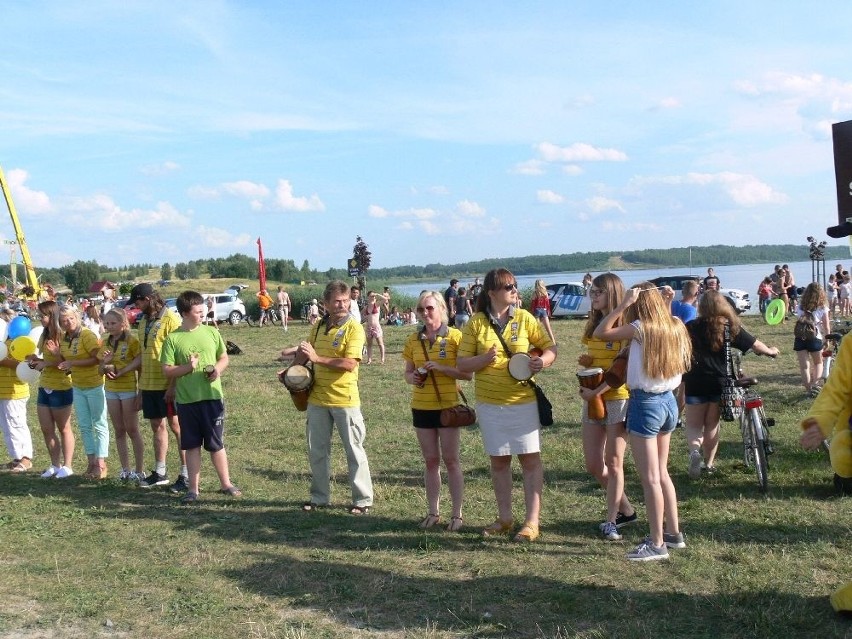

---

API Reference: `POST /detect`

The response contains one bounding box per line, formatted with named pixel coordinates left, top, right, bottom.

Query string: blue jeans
left=73, top=385, right=109, bottom=457
left=626, top=389, right=678, bottom=439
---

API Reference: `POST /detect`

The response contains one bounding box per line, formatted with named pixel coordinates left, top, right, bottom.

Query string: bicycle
left=245, top=307, right=281, bottom=327
left=732, top=352, right=775, bottom=493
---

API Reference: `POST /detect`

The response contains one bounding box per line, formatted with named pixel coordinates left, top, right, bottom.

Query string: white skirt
left=477, top=401, right=540, bottom=456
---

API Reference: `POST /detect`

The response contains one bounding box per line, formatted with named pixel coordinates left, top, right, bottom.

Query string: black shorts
left=412, top=408, right=443, bottom=429
left=176, top=399, right=225, bottom=452
left=141, top=390, right=174, bottom=420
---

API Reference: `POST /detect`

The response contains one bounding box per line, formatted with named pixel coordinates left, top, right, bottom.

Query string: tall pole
left=2, top=240, right=17, bottom=291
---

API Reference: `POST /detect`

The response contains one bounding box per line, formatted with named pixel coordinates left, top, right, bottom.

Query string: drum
left=508, top=352, right=534, bottom=381
left=577, top=367, right=606, bottom=420
left=279, top=363, right=314, bottom=411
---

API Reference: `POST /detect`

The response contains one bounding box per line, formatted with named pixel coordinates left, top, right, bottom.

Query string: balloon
left=7, top=316, right=31, bottom=340
left=15, top=361, right=40, bottom=384
left=9, top=336, right=37, bottom=360
left=0, top=318, right=7, bottom=342
left=0, top=342, right=7, bottom=361
left=28, top=325, right=43, bottom=344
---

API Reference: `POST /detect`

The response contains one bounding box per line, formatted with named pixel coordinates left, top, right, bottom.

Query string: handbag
left=419, top=337, right=476, bottom=428
left=488, top=317, right=554, bottom=427
left=719, top=321, right=744, bottom=422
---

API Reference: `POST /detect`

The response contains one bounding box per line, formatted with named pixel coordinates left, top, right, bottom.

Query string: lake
left=392, top=259, right=833, bottom=315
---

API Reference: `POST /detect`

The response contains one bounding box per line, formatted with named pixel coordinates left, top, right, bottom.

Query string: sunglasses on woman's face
left=417, top=305, right=435, bottom=313
left=503, top=283, right=518, bottom=291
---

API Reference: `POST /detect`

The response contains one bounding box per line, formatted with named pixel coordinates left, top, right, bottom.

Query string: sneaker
left=627, top=539, right=669, bottom=562
left=601, top=521, right=623, bottom=541
left=139, top=471, right=169, bottom=488
left=41, top=465, right=58, bottom=479
left=688, top=450, right=703, bottom=479
left=55, top=466, right=74, bottom=479
left=169, top=475, right=189, bottom=494
left=128, top=470, right=146, bottom=483
left=118, top=469, right=131, bottom=481
left=663, top=531, right=686, bottom=549
left=598, top=511, right=638, bottom=532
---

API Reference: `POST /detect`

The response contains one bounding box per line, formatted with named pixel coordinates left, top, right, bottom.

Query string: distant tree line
left=2, top=244, right=846, bottom=295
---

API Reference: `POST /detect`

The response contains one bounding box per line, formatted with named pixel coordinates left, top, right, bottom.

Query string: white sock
left=155, top=462, right=167, bottom=475
left=180, top=465, right=188, bottom=478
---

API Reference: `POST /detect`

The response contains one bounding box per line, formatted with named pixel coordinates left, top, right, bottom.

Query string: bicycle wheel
left=750, top=408, right=769, bottom=493
left=739, top=413, right=754, bottom=468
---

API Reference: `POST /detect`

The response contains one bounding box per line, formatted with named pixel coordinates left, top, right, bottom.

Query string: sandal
left=348, top=505, right=370, bottom=515
left=301, top=502, right=327, bottom=512
left=514, top=522, right=540, bottom=542
left=419, top=513, right=442, bottom=529
left=181, top=491, right=199, bottom=504
left=219, top=486, right=242, bottom=497
left=446, top=516, right=464, bottom=532
left=482, top=518, right=514, bottom=537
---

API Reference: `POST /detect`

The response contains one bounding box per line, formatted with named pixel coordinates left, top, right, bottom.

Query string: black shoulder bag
left=488, top=317, right=553, bottom=427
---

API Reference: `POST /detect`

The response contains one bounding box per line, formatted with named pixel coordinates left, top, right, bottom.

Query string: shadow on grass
left=218, top=551, right=845, bottom=638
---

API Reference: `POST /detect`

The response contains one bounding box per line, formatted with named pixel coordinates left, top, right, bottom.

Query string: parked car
left=225, top=284, right=249, bottom=293
left=113, top=299, right=142, bottom=326
left=165, top=293, right=246, bottom=325
left=647, top=275, right=751, bottom=314
left=546, top=282, right=592, bottom=318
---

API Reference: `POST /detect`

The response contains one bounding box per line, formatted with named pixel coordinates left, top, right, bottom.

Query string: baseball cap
left=129, top=283, right=155, bottom=303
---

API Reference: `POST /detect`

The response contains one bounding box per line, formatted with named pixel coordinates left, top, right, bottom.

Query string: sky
left=2, top=1, right=851, bottom=272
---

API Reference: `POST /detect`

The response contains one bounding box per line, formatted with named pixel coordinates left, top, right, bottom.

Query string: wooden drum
left=577, top=367, right=606, bottom=420
left=279, top=363, right=314, bottom=412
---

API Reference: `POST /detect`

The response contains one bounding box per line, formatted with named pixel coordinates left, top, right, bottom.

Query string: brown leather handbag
left=419, top=338, right=476, bottom=428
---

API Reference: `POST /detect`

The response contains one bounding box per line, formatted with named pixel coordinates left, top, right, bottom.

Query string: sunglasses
left=416, top=305, right=435, bottom=313
left=502, top=283, right=518, bottom=291
left=589, top=288, right=606, bottom=296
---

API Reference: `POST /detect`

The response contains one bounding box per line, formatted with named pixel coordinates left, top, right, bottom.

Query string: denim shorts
left=793, top=337, right=822, bottom=353
left=37, top=387, right=74, bottom=409
left=626, top=389, right=678, bottom=439
left=105, top=390, right=138, bottom=401
left=685, top=394, right=721, bottom=405
left=534, top=308, right=548, bottom=319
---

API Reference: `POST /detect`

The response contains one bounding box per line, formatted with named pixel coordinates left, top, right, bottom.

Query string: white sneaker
left=688, top=450, right=702, bottom=479
left=55, top=466, right=74, bottom=479
left=41, top=465, right=58, bottom=478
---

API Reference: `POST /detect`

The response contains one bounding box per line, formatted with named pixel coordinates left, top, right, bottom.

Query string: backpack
left=226, top=340, right=243, bottom=355
left=794, top=311, right=817, bottom=341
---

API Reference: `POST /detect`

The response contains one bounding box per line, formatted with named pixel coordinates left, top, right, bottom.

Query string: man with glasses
left=279, top=280, right=373, bottom=514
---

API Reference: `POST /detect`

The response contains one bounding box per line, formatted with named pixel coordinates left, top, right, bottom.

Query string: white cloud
left=140, top=161, right=180, bottom=176
left=274, top=179, right=325, bottom=212
left=371, top=200, right=493, bottom=236
left=601, top=221, right=663, bottom=232
left=536, top=189, right=564, bottom=204
left=455, top=199, right=485, bottom=217
left=653, top=97, right=682, bottom=110
left=368, top=204, right=389, bottom=218
left=562, top=165, right=583, bottom=176
left=586, top=196, right=625, bottom=214
left=537, top=141, right=628, bottom=163
left=6, top=169, right=53, bottom=215
left=511, top=159, right=545, bottom=176
left=630, top=172, right=788, bottom=207
left=222, top=180, right=270, bottom=211
left=194, top=225, right=252, bottom=248
left=64, top=195, right=191, bottom=230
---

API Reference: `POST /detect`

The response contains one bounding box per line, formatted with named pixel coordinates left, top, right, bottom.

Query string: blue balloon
left=7, top=316, right=32, bottom=340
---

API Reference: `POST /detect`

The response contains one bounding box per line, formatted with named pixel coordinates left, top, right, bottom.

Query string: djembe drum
left=577, top=367, right=606, bottom=420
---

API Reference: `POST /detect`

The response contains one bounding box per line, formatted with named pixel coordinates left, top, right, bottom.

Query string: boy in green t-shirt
left=161, top=291, right=240, bottom=504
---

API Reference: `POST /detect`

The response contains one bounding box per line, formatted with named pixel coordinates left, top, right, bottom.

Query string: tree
left=174, top=262, right=188, bottom=280
left=353, top=236, right=372, bottom=273
left=62, top=260, right=100, bottom=294
left=160, top=262, right=172, bottom=281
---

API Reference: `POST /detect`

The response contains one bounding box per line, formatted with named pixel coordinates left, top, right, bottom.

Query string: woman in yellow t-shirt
left=402, top=291, right=471, bottom=532
left=99, top=308, right=144, bottom=482
left=29, top=301, right=75, bottom=478
left=53, top=306, right=109, bottom=480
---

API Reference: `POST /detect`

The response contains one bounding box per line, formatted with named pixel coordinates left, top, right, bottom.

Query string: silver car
left=546, top=282, right=592, bottom=318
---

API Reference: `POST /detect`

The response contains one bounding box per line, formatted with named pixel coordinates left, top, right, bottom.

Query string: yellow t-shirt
left=0, top=338, right=30, bottom=400
left=98, top=333, right=141, bottom=393
left=59, top=328, right=103, bottom=389
left=458, top=308, right=555, bottom=405
left=581, top=335, right=629, bottom=401
left=37, top=334, right=72, bottom=391
left=308, top=317, right=365, bottom=408
left=138, top=309, right=181, bottom=391
left=402, top=326, right=463, bottom=410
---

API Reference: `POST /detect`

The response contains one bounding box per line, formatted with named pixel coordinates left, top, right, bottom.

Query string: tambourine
left=508, top=353, right=534, bottom=381
left=577, top=367, right=606, bottom=420
left=279, top=363, right=314, bottom=411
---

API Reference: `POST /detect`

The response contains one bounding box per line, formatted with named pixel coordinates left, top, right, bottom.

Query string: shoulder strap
left=419, top=332, right=470, bottom=406
left=723, top=321, right=736, bottom=378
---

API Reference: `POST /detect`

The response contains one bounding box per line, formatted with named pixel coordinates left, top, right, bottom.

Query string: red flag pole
left=257, top=237, right=267, bottom=291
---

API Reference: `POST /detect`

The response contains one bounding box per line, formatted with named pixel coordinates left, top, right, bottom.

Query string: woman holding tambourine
left=457, top=268, right=557, bottom=543
left=402, top=291, right=472, bottom=532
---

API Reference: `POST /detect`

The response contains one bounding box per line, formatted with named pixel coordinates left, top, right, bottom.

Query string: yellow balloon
left=9, top=336, right=37, bottom=361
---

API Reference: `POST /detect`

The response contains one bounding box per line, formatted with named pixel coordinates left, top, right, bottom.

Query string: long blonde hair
left=584, top=273, right=625, bottom=339
left=533, top=279, right=547, bottom=299
left=625, top=282, right=692, bottom=379
left=800, top=282, right=827, bottom=312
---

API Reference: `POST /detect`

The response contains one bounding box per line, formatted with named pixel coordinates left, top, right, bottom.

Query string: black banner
left=828, top=119, right=852, bottom=238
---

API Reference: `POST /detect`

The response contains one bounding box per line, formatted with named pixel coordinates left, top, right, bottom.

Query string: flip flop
left=301, top=502, right=326, bottom=512
left=348, top=505, right=370, bottom=515
left=218, top=486, right=242, bottom=497
left=765, top=299, right=785, bottom=325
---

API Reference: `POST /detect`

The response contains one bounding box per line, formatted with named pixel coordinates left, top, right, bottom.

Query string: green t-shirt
left=160, top=325, right=226, bottom=405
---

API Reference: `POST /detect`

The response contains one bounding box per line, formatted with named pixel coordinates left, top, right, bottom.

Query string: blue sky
left=2, top=1, right=850, bottom=271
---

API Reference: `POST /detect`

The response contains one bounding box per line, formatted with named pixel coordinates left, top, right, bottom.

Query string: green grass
left=0, top=316, right=849, bottom=638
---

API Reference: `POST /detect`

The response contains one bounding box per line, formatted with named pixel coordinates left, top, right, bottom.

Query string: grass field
left=0, top=314, right=849, bottom=638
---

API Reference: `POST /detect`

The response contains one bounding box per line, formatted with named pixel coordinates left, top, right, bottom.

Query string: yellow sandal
left=482, top=518, right=514, bottom=537
left=513, top=522, right=540, bottom=542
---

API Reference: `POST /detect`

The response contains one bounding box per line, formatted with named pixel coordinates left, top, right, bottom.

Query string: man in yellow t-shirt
left=280, top=281, right=373, bottom=513
left=129, top=283, right=187, bottom=491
